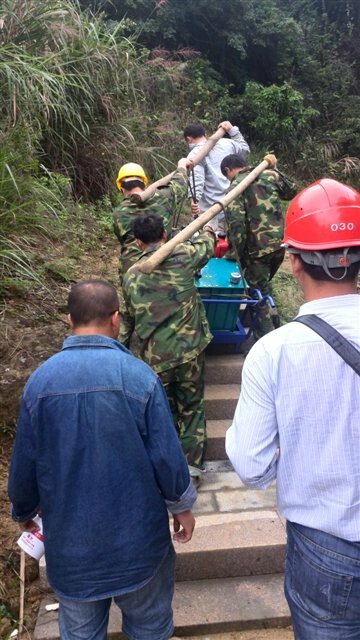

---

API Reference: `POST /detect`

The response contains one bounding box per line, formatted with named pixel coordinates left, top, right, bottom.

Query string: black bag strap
left=293, top=314, right=360, bottom=376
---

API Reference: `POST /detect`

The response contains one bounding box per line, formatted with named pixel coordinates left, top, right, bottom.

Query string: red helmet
left=283, top=178, right=360, bottom=250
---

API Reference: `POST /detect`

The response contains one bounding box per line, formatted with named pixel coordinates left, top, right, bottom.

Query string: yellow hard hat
left=116, top=163, right=148, bottom=190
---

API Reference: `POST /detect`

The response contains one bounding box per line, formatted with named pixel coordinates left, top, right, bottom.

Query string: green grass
left=272, top=269, right=304, bottom=324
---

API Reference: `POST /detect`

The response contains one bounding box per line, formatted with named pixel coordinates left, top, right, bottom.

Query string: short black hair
left=68, top=280, right=119, bottom=327
left=183, top=124, right=206, bottom=139
left=133, top=213, right=165, bottom=244
left=220, top=153, right=247, bottom=176
left=121, top=179, right=145, bottom=191
left=298, top=255, right=360, bottom=283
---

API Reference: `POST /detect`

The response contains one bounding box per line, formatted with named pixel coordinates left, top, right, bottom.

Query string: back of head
left=116, top=162, right=148, bottom=191
left=68, top=280, right=119, bottom=328
left=133, top=213, right=165, bottom=245
left=283, top=178, right=360, bottom=281
left=220, top=153, right=247, bottom=176
left=183, top=123, right=206, bottom=140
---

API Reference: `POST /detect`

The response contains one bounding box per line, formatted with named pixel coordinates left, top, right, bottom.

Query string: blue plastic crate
left=195, top=258, right=246, bottom=331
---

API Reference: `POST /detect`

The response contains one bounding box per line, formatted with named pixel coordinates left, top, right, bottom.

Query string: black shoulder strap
left=294, top=314, right=360, bottom=376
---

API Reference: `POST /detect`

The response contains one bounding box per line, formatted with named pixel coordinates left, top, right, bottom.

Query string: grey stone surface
left=205, top=355, right=244, bottom=385
left=34, top=575, right=291, bottom=640
left=204, top=384, right=239, bottom=420
left=204, top=460, right=233, bottom=472
left=205, top=384, right=240, bottom=400
left=39, top=555, right=51, bottom=593
left=174, top=573, right=290, bottom=635
left=206, top=420, right=231, bottom=460
left=175, top=513, right=286, bottom=581
left=189, top=510, right=281, bottom=525
left=215, top=487, right=277, bottom=513
left=192, top=491, right=218, bottom=515
left=185, top=630, right=294, bottom=640
left=200, top=471, right=244, bottom=492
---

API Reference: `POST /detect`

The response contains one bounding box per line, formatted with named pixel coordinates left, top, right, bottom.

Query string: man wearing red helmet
left=226, top=179, right=360, bottom=639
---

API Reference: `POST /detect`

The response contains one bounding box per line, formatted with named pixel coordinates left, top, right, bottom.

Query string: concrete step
left=194, top=463, right=278, bottom=516
left=185, top=630, right=293, bottom=640
left=206, top=419, right=231, bottom=459
left=204, top=384, right=240, bottom=420
left=34, top=574, right=290, bottom=640
left=175, top=511, right=286, bottom=581
left=174, top=573, right=290, bottom=635
left=205, top=354, right=244, bottom=385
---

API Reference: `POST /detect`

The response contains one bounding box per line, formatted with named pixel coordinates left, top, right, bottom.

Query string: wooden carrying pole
left=18, top=549, right=25, bottom=639
left=138, top=154, right=276, bottom=274
left=131, top=126, right=227, bottom=204
left=131, top=171, right=175, bottom=202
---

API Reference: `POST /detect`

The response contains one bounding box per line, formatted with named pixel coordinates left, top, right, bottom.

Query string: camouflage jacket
left=113, top=168, right=188, bottom=283
left=225, top=168, right=297, bottom=260
left=122, top=231, right=215, bottom=373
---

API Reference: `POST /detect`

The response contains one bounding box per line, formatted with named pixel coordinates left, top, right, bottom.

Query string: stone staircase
left=34, top=352, right=291, bottom=639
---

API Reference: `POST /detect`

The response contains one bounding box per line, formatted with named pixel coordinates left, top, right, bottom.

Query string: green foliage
left=179, top=59, right=239, bottom=126
left=0, top=0, right=147, bottom=198
left=0, top=421, right=16, bottom=440
left=43, top=258, right=77, bottom=282
left=1, top=0, right=360, bottom=298
left=0, top=0, right=191, bottom=294
left=93, top=196, right=114, bottom=234
left=92, top=0, right=301, bottom=88
left=240, top=81, right=319, bottom=154
left=272, top=270, right=303, bottom=324
left=0, top=127, right=74, bottom=293
left=85, top=0, right=360, bottom=185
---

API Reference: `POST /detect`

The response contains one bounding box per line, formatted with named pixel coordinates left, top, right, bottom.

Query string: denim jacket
left=8, top=335, right=195, bottom=600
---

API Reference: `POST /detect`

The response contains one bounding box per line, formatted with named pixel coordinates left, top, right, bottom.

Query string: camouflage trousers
left=118, top=286, right=134, bottom=347
left=159, top=351, right=207, bottom=472
left=243, top=249, right=284, bottom=341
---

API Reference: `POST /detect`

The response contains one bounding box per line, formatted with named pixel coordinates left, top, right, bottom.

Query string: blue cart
left=195, top=257, right=276, bottom=345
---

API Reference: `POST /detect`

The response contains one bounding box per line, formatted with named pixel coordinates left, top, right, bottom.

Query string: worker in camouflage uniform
left=220, top=153, right=297, bottom=340
left=123, top=213, right=215, bottom=484
left=113, top=159, right=190, bottom=345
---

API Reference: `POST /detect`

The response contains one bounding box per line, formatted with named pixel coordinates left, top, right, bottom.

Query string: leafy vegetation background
left=1, top=0, right=359, bottom=295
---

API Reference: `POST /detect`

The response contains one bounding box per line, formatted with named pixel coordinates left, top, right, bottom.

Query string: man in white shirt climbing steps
left=184, top=120, right=250, bottom=232
left=226, top=178, right=360, bottom=640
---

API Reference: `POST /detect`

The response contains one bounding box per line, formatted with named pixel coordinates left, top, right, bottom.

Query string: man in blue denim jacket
left=8, top=279, right=196, bottom=640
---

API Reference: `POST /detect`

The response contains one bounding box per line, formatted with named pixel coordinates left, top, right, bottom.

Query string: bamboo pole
left=18, top=550, right=25, bottom=639
left=137, top=155, right=276, bottom=274
left=131, top=126, right=227, bottom=204
left=131, top=171, right=176, bottom=203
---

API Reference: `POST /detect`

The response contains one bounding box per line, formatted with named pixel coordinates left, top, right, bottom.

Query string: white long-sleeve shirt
left=226, top=294, right=360, bottom=541
left=187, top=126, right=250, bottom=214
